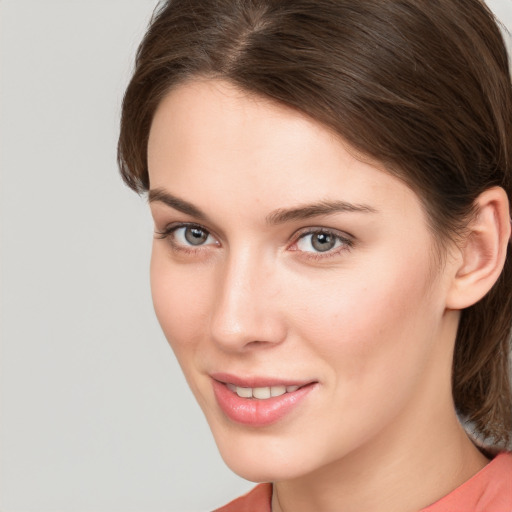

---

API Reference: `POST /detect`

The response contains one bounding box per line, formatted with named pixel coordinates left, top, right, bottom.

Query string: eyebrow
left=148, top=188, right=377, bottom=225
left=266, top=200, right=377, bottom=225
left=149, top=188, right=208, bottom=220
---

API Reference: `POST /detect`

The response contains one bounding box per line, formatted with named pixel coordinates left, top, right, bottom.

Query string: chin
left=219, top=448, right=302, bottom=483
left=209, top=423, right=332, bottom=483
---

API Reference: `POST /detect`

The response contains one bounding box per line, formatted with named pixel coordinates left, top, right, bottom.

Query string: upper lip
left=210, top=372, right=316, bottom=388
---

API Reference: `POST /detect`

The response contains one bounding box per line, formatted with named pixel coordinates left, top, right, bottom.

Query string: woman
left=118, top=0, right=512, bottom=510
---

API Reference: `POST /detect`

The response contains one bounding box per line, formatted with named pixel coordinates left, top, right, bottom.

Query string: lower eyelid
left=293, top=230, right=352, bottom=248
left=295, top=238, right=353, bottom=260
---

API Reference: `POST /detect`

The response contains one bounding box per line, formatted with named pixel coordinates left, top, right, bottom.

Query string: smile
left=226, top=383, right=300, bottom=399
left=211, top=375, right=317, bottom=426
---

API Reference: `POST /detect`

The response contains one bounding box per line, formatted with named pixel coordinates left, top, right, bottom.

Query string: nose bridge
left=209, top=244, right=285, bottom=350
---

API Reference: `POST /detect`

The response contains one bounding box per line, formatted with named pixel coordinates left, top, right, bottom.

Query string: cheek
left=273, top=254, right=444, bottom=456
left=285, top=248, right=439, bottom=383
left=150, top=246, right=212, bottom=357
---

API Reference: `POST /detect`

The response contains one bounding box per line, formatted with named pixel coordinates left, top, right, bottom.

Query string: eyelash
left=290, top=228, right=354, bottom=260
left=154, top=223, right=218, bottom=255
left=154, top=222, right=354, bottom=260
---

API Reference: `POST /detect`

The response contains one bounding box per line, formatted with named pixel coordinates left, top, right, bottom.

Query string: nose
left=209, top=247, right=287, bottom=352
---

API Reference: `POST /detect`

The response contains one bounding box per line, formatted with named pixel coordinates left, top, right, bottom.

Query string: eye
left=294, top=229, right=352, bottom=254
left=174, top=226, right=215, bottom=246
left=155, top=223, right=218, bottom=249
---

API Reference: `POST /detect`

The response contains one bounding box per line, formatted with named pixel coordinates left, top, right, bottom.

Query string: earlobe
left=446, top=187, right=511, bottom=310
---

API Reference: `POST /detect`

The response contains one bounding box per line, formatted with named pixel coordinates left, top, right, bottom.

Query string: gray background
left=0, top=1, right=511, bottom=511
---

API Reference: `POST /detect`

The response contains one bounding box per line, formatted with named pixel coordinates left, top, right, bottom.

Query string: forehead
left=148, top=79, right=339, bottom=179
left=147, top=79, right=425, bottom=225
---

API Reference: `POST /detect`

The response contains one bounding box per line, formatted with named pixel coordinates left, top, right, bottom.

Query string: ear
left=446, top=186, right=511, bottom=310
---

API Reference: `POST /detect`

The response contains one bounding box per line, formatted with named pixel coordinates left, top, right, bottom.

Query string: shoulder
left=212, top=483, right=272, bottom=512
left=421, top=452, right=512, bottom=512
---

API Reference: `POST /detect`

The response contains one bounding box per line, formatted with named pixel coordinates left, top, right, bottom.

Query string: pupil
left=312, top=233, right=335, bottom=252
left=185, top=227, right=208, bottom=245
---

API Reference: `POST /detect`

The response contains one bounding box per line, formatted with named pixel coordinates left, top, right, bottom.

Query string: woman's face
left=147, top=80, right=459, bottom=482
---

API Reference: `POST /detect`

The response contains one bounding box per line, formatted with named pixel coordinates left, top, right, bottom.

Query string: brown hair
left=118, top=0, right=512, bottom=447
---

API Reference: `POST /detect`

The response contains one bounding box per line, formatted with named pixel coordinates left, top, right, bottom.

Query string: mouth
left=225, top=382, right=304, bottom=399
left=211, top=374, right=317, bottom=426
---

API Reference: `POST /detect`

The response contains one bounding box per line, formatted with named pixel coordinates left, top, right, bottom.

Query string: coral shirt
left=214, top=452, right=512, bottom=512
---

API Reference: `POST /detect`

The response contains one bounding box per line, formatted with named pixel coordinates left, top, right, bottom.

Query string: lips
left=211, top=373, right=317, bottom=426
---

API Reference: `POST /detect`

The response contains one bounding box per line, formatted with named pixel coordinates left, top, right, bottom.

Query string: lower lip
left=212, top=380, right=316, bottom=427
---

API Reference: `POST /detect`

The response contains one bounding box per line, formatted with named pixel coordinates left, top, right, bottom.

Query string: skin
left=147, top=79, right=502, bottom=512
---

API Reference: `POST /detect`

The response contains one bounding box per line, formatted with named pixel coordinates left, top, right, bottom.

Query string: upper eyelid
left=156, top=221, right=215, bottom=236
left=150, top=206, right=225, bottom=239
left=291, top=226, right=354, bottom=242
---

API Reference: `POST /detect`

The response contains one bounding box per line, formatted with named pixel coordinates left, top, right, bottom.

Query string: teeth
left=236, top=387, right=253, bottom=398
left=253, top=387, right=271, bottom=399
left=271, top=385, right=286, bottom=397
left=226, top=384, right=302, bottom=399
